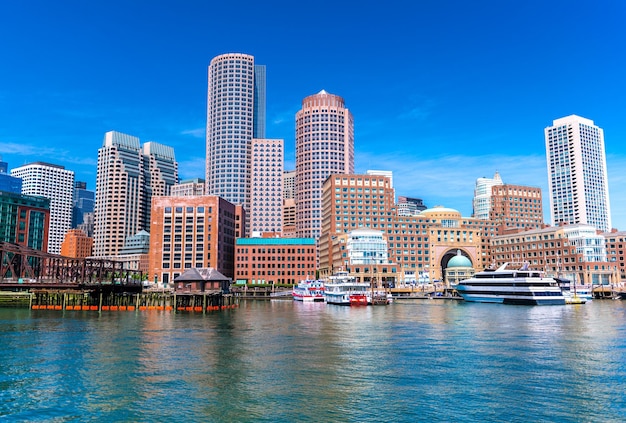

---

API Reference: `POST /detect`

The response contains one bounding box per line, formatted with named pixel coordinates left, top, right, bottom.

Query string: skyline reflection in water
left=1, top=300, right=625, bottom=422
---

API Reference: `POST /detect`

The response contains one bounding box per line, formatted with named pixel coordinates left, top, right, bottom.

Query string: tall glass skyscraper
left=205, top=53, right=266, bottom=216
left=545, top=115, right=611, bottom=232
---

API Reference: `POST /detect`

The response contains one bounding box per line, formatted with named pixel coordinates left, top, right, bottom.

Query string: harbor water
left=1, top=299, right=625, bottom=422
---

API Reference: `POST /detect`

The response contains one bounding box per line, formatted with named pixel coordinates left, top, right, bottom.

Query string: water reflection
left=0, top=300, right=625, bottom=422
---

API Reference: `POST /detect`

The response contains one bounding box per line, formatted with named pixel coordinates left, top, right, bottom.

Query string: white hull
left=292, top=279, right=325, bottom=302
left=454, top=263, right=565, bottom=306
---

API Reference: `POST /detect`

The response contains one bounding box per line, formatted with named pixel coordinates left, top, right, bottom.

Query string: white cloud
left=181, top=128, right=205, bottom=138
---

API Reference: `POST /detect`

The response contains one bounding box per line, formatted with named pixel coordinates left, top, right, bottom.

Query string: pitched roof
left=173, top=268, right=230, bottom=282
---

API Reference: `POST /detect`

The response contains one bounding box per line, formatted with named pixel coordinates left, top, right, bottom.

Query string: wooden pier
left=0, top=284, right=237, bottom=313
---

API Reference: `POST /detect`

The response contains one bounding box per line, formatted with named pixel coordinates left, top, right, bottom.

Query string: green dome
left=448, top=250, right=472, bottom=268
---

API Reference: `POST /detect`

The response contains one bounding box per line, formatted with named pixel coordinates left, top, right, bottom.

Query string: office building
left=397, top=196, right=427, bottom=216
left=295, top=90, right=354, bottom=239
left=545, top=115, right=611, bottom=232
left=205, top=53, right=266, bottom=212
left=148, top=196, right=239, bottom=284
left=366, top=170, right=393, bottom=187
left=491, top=223, right=617, bottom=285
left=142, top=141, right=178, bottom=225
left=11, top=162, right=74, bottom=254
left=0, top=191, right=50, bottom=250
left=473, top=171, right=503, bottom=220
left=117, top=230, right=151, bottom=272
left=94, top=131, right=177, bottom=257
left=0, top=156, right=22, bottom=194
left=171, top=179, right=205, bottom=196
left=234, top=237, right=317, bottom=285
left=72, top=181, right=95, bottom=229
left=489, top=183, right=544, bottom=234
left=250, top=138, right=284, bottom=234
left=319, top=174, right=486, bottom=284
left=283, top=170, right=296, bottom=200
left=60, top=228, right=93, bottom=258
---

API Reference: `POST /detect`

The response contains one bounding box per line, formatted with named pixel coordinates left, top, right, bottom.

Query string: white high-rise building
left=545, top=115, right=611, bottom=232
left=205, top=53, right=266, bottom=214
left=11, top=162, right=74, bottom=254
left=472, top=171, right=503, bottom=220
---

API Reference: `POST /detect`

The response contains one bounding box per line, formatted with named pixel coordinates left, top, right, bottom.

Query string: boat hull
left=456, top=292, right=565, bottom=305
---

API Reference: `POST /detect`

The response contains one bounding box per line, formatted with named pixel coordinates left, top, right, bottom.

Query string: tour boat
left=292, top=279, right=325, bottom=302
left=452, top=262, right=565, bottom=305
left=324, top=271, right=370, bottom=306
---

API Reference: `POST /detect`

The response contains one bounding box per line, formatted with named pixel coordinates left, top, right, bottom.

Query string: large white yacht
left=452, top=262, right=565, bottom=305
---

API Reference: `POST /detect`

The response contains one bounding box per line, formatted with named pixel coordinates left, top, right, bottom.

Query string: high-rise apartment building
left=94, top=131, right=177, bottom=257
left=472, top=171, right=503, bottom=220
left=205, top=53, right=266, bottom=212
left=545, top=115, right=611, bottom=232
left=250, top=138, right=284, bottom=234
left=295, top=90, right=354, bottom=239
left=11, top=162, right=74, bottom=254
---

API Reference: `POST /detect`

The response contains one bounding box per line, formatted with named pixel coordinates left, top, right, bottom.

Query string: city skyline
left=1, top=1, right=624, bottom=228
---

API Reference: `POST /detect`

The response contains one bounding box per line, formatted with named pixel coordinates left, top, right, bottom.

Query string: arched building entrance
left=440, top=249, right=474, bottom=288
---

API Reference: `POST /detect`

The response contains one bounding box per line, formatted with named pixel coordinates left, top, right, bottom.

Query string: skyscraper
left=295, top=90, right=354, bottom=239
left=205, top=53, right=266, bottom=213
left=11, top=162, right=74, bottom=254
left=94, top=131, right=177, bottom=257
left=472, top=171, right=503, bottom=220
left=250, top=138, right=284, bottom=234
left=72, top=181, right=95, bottom=229
left=545, top=115, right=611, bottom=232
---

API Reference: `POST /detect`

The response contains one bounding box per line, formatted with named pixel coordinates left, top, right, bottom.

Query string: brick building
left=235, top=237, right=317, bottom=285
left=148, top=196, right=242, bottom=285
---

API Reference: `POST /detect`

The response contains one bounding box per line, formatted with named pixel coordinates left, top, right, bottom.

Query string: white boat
left=452, top=262, right=565, bottom=305
left=556, top=278, right=589, bottom=304
left=292, top=279, right=325, bottom=302
left=324, top=271, right=369, bottom=306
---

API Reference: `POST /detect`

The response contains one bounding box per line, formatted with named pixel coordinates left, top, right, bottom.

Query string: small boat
left=557, top=278, right=588, bottom=305
left=324, top=271, right=370, bottom=306
left=452, top=262, right=565, bottom=305
left=292, top=279, right=325, bottom=302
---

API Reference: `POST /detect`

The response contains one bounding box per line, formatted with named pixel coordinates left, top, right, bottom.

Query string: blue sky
left=1, top=0, right=625, bottom=228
